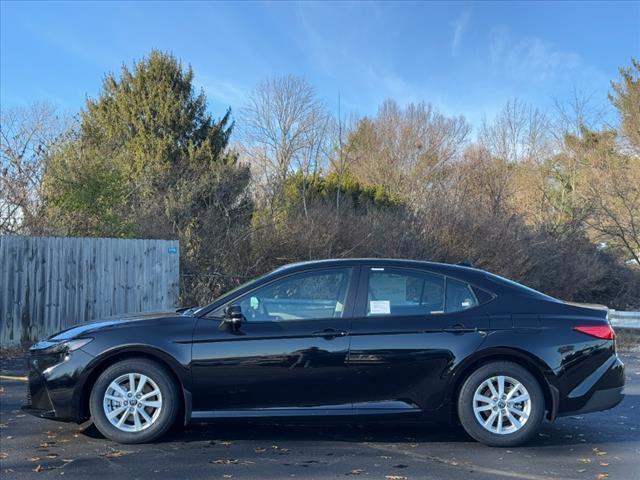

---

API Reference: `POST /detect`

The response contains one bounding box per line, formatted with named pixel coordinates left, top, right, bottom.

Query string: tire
left=457, top=361, right=544, bottom=447
left=89, top=358, right=180, bottom=444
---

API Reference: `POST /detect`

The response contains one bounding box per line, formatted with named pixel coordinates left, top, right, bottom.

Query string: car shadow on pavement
left=79, top=392, right=640, bottom=448
left=80, top=419, right=473, bottom=444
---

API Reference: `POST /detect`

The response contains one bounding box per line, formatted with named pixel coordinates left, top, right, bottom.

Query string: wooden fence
left=0, top=235, right=180, bottom=346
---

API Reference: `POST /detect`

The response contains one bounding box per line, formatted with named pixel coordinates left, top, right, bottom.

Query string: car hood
left=46, top=310, right=181, bottom=342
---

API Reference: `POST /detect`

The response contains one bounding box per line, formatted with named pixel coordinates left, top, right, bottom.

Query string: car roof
left=274, top=258, right=482, bottom=277
left=274, top=259, right=556, bottom=301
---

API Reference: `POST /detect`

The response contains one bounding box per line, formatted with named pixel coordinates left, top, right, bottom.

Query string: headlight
left=44, top=338, right=94, bottom=354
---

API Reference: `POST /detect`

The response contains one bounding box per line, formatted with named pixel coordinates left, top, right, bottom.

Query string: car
left=23, top=259, right=625, bottom=446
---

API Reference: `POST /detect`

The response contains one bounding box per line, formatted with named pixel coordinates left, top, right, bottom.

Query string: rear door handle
left=443, top=323, right=471, bottom=333
left=312, top=329, right=347, bottom=339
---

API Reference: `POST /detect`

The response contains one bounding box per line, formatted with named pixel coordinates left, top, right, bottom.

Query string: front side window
left=233, top=268, right=353, bottom=322
left=367, top=268, right=445, bottom=316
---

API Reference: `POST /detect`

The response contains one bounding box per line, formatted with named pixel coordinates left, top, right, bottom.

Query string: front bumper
left=22, top=349, right=94, bottom=423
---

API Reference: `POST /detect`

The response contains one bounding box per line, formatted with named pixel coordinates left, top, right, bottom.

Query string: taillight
left=573, top=325, right=616, bottom=340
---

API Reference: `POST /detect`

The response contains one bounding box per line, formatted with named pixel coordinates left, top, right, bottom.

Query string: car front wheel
left=457, top=361, right=545, bottom=447
left=89, top=358, right=179, bottom=444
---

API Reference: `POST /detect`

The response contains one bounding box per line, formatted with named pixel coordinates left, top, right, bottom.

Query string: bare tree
left=552, top=88, right=611, bottom=142
left=479, top=98, right=552, bottom=163
left=0, top=102, right=67, bottom=234
left=239, top=75, right=331, bottom=206
left=345, top=99, right=470, bottom=204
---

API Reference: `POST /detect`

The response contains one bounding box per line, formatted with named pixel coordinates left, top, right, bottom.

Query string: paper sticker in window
left=370, top=300, right=391, bottom=314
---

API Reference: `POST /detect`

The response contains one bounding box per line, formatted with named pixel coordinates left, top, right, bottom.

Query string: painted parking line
left=363, top=442, right=578, bottom=480
left=0, top=375, right=27, bottom=381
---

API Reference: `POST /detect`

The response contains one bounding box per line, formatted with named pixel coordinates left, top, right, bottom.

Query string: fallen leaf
left=33, top=464, right=48, bottom=472
left=101, top=449, right=130, bottom=458
left=600, top=462, right=609, bottom=466
left=28, top=457, right=40, bottom=462
left=254, top=447, right=266, bottom=453
left=596, top=474, right=609, bottom=480
left=210, top=459, right=239, bottom=465
left=347, top=469, right=365, bottom=475
left=578, top=458, right=591, bottom=464
left=385, top=476, right=408, bottom=480
left=0, top=452, right=8, bottom=459
left=46, top=453, right=59, bottom=459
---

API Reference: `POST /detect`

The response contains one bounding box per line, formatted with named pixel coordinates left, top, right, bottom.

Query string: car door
left=347, top=265, right=490, bottom=413
left=190, top=266, right=358, bottom=413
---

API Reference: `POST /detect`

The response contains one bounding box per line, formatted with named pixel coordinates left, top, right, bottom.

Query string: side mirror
left=222, top=305, right=245, bottom=331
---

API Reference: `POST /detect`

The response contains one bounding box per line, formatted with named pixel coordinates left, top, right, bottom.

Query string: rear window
left=366, top=268, right=483, bottom=316
left=367, top=268, right=445, bottom=316
left=484, top=272, right=558, bottom=302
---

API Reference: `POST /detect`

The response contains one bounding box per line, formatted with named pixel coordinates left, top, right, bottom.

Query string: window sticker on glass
left=369, top=300, right=391, bottom=314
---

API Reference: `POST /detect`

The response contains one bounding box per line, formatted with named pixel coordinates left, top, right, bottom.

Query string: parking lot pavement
left=1, top=353, right=638, bottom=480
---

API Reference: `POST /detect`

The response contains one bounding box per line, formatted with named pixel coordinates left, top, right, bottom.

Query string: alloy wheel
left=472, top=375, right=531, bottom=435
left=103, top=373, right=163, bottom=432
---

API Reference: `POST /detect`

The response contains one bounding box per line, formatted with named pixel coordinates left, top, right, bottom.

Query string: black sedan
left=23, top=259, right=625, bottom=446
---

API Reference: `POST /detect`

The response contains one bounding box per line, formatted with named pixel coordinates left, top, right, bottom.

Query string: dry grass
left=0, top=344, right=29, bottom=359
left=616, top=328, right=640, bottom=352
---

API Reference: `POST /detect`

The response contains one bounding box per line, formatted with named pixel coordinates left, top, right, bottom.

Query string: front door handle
left=312, top=329, right=347, bottom=339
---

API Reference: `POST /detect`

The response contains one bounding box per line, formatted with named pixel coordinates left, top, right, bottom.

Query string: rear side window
left=445, top=278, right=479, bottom=313
left=367, top=268, right=445, bottom=316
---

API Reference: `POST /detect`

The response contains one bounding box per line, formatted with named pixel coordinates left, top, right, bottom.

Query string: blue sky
left=1, top=1, right=639, bottom=128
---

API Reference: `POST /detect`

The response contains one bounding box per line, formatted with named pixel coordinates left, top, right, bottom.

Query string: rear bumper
left=563, top=386, right=624, bottom=416
left=556, top=355, right=625, bottom=417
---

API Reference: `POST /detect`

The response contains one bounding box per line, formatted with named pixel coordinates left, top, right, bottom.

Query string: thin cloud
left=489, top=27, right=582, bottom=82
left=196, top=74, right=248, bottom=110
left=451, top=10, right=471, bottom=56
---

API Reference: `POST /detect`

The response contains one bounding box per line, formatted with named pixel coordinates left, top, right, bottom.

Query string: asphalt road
left=1, top=352, right=638, bottom=480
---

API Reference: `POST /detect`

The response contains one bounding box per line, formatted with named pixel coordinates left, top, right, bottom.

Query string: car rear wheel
left=89, top=358, right=179, bottom=444
left=457, top=361, right=544, bottom=447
